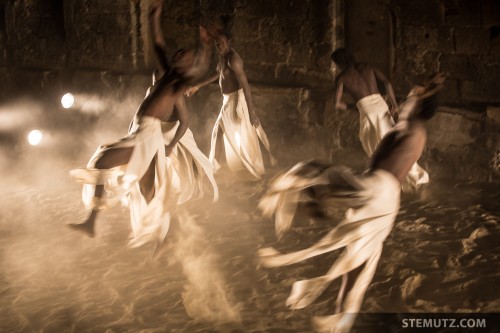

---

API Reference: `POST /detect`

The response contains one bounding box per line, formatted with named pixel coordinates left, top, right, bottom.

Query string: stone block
left=482, top=0, right=500, bottom=26
left=97, top=14, right=129, bottom=34
left=439, top=54, right=474, bottom=81
left=486, top=106, right=500, bottom=127
left=165, top=0, right=197, bottom=24
left=455, top=27, right=490, bottom=55
left=439, top=79, right=460, bottom=104
left=256, top=17, right=275, bottom=40
left=273, top=64, right=330, bottom=89
left=239, top=40, right=288, bottom=65
left=232, top=15, right=260, bottom=40
left=307, top=0, right=334, bottom=43
left=427, top=107, right=481, bottom=148
left=300, top=20, right=328, bottom=45
left=402, top=26, right=453, bottom=53
left=266, top=21, right=301, bottom=44
left=393, top=0, right=444, bottom=26
left=462, top=75, right=500, bottom=103
left=442, top=0, right=481, bottom=26
left=199, top=0, right=235, bottom=15
left=243, top=64, right=277, bottom=83
left=312, top=42, right=332, bottom=69
left=397, top=50, right=440, bottom=78
left=287, top=44, right=311, bottom=67
left=264, top=1, right=309, bottom=20
left=237, top=1, right=277, bottom=18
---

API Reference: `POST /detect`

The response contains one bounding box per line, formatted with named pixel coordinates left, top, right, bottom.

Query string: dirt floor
left=0, top=148, right=499, bottom=333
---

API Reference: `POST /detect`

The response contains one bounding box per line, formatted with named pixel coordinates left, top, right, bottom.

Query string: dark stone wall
left=0, top=0, right=498, bottom=182
left=335, top=0, right=500, bottom=181
left=199, top=0, right=334, bottom=88
left=391, top=0, right=500, bottom=107
left=0, top=0, right=334, bottom=89
left=5, top=0, right=133, bottom=71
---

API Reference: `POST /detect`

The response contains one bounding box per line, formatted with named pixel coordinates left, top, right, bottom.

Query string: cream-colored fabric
left=209, top=89, right=275, bottom=178
left=70, top=115, right=177, bottom=248
left=258, top=161, right=400, bottom=333
left=162, top=121, right=218, bottom=204
left=356, top=94, right=428, bottom=188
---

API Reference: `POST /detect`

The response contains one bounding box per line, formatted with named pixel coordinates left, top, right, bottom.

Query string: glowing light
left=235, top=131, right=241, bottom=148
left=61, top=93, right=75, bottom=109
left=28, top=130, right=43, bottom=146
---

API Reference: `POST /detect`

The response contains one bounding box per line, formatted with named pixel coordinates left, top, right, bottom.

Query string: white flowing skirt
left=209, top=89, right=275, bottom=178
left=258, top=160, right=400, bottom=333
left=162, top=121, right=218, bottom=204
left=70, top=115, right=176, bottom=248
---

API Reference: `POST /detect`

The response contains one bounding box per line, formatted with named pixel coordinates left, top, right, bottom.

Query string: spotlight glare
left=28, top=130, right=43, bottom=146
left=61, top=93, right=75, bottom=109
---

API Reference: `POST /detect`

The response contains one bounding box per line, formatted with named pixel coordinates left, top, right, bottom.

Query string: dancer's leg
left=335, top=264, right=364, bottom=313
left=70, top=146, right=135, bottom=236
left=214, top=127, right=225, bottom=165
left=139, top=156, right=157, bottom=204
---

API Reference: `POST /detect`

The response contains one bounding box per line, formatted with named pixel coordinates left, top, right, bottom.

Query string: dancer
left=69, top=0, right=214, bottom=248
left=146, top=1, right=218, bottom=206
left=186, top=22, right=275, bottom=178
left=331, top=48, right=429, bottom=189
left=259, top=73, right=446, bottom=333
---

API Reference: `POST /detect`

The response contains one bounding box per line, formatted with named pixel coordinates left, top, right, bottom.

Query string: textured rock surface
left=0, top=0, right=498, bottom=181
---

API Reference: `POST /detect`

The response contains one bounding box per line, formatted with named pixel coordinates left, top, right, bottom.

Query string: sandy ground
left=0, top=147, right=499, bottom=333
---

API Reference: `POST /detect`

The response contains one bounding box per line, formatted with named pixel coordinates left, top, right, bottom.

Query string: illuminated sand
left=0, top=153, right=498, bottom=333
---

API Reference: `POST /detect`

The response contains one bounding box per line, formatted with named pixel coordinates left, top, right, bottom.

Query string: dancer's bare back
left=335, top=63, right=385, bottom=102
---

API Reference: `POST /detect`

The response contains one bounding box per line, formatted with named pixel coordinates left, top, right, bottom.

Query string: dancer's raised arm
left=186, top=26, right=215, bottom=83
left=149, top=0, right=170, bottom=77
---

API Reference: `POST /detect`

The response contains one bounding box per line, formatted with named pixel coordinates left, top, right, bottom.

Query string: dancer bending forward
left=69, top=1, right=214, bottom=248
left=259, top=73, right=446, bottom=333
left=331, top=48, right=429, bottom=190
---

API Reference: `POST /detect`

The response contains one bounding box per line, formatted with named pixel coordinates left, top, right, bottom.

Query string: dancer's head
left=215, top=33, right=231, bottom=56
left=211, top=15, right=232, bottom=56
left=330, top=48, right=355, bottom=71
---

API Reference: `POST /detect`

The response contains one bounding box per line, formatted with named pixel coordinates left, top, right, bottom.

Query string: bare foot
left=68, top=211, right=96, bottom=238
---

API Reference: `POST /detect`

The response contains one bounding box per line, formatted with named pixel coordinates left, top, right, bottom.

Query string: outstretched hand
left=185, top=86, right=199, bottom=97
left=429, top=72, right=448, bottom=86
left=413, top=72, right=447, bottom=99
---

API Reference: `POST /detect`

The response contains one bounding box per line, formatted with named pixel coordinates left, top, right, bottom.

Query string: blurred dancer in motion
left=125, top=1, right=218, bottom=249
left=147, top=0, right=218, bottom=206
left=69, top=0, right=214, bottom=249
left=259, top=73, right=446, bottom=333
left=331, top=48, right=429, bottom=190
left=185, top=17, right=276, bottom=179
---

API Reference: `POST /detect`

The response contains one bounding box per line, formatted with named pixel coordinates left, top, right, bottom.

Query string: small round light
left=61, top=93, right=75, bottom=109
left=28, top=130, right=43, bottom=146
